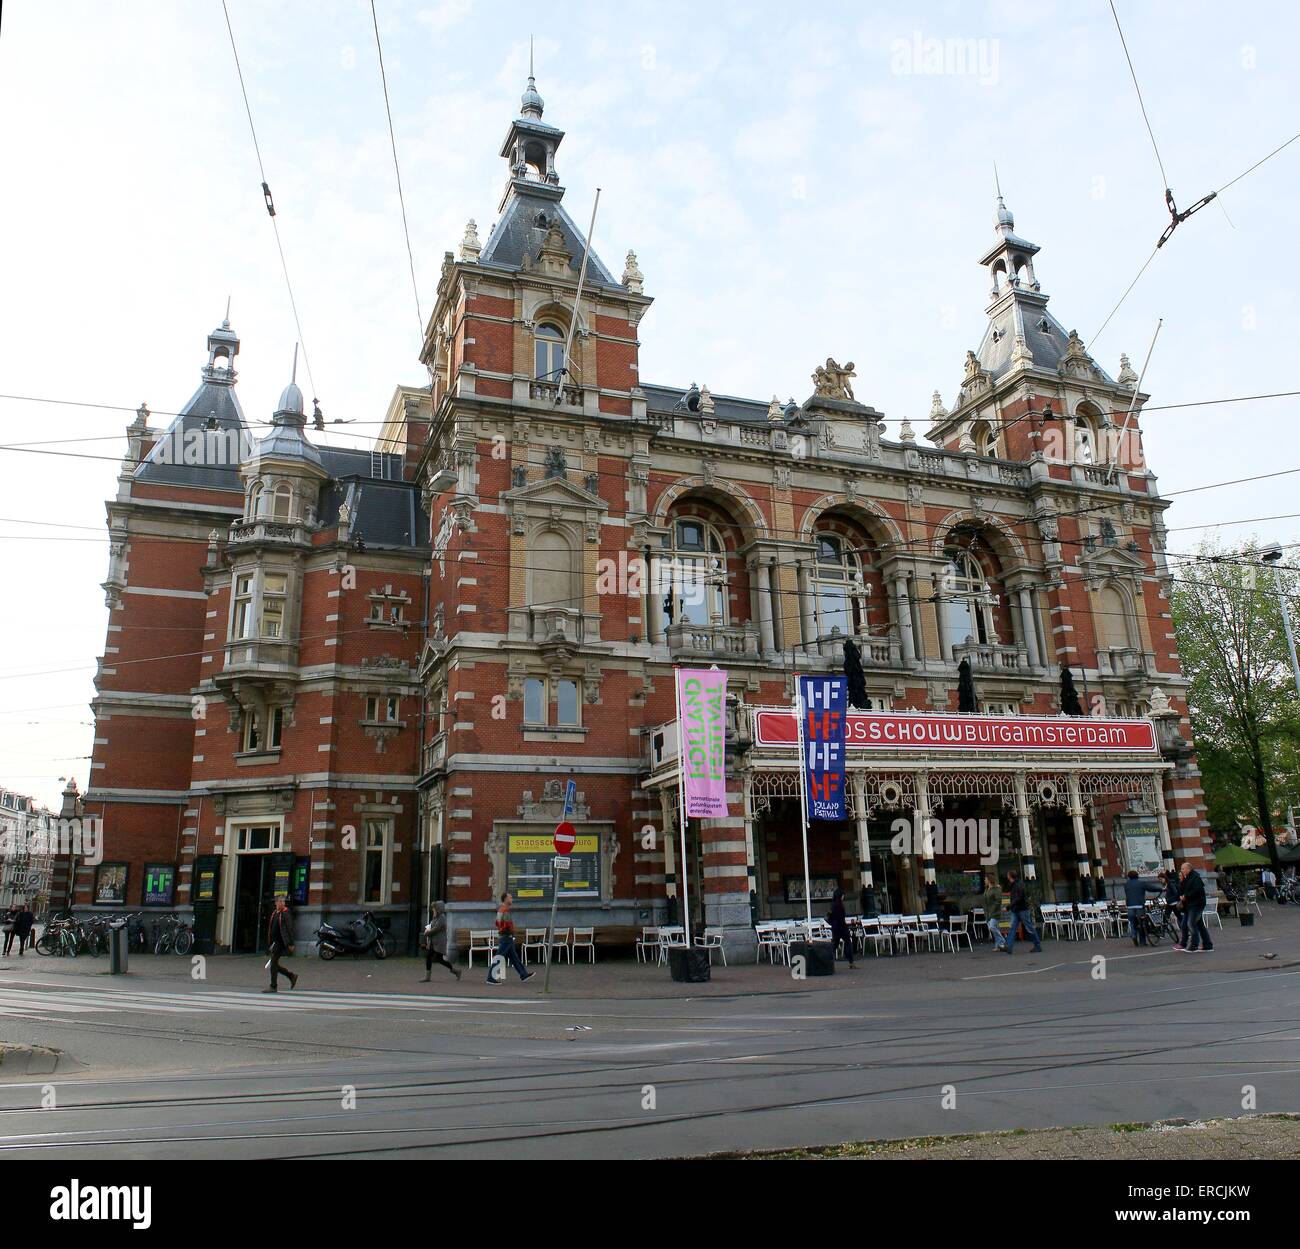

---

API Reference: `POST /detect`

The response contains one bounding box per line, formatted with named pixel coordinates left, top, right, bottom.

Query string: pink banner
left=676, top=668, right=728, bottom=817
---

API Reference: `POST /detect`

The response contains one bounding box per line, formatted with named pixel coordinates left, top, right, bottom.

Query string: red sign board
left=553, top=821, right=577, bottom=855
left=753, top=710, right=1158, bottom=754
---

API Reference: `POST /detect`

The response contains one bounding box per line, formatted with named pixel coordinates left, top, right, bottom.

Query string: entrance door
left=232, top=856, right=274, bottom=953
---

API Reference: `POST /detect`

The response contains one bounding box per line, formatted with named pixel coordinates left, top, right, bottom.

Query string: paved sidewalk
left=2, top=904, right=1294, bottom=1000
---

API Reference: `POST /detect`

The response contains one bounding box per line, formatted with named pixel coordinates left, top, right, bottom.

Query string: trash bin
left=667, top=946, right=711, bottom=982
left=789, top=940, right=836, bottom=975
left=109, top=923, right=129, bottom=974
left=1239, top=913, right=1255, bottom=927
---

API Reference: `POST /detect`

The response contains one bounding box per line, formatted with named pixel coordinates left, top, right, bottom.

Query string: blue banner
left=799, top=675, right=848, bottom=821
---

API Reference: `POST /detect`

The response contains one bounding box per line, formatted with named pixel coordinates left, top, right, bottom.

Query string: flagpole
left=673, top=668, right=692, bottom=946
left=794, top=675, right=814, bottom=928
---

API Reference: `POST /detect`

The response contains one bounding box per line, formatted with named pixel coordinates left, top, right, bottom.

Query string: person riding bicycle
left=1123, top=870, right=1160, bottom=946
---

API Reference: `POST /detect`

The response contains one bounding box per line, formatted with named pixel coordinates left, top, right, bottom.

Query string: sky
left=1, top=0, right=1298, bottom=808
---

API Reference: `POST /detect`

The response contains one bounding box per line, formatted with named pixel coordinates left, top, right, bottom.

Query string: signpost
left=544, top=819, right=577, bottom=992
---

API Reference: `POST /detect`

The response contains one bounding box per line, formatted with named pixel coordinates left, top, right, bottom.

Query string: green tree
left=1170, top=540, right=1300, bottom=875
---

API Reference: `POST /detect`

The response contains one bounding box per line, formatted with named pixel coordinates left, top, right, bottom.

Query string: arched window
left=942, top=549, right=993, bottom=645
left=662, top=517, right=727, bottom=626
left=971, top=420, right=996, bottom=457
left=813, top=532, right=867, bottom=636
left=534, top=322, right=565, bottom=382
left=248, top=482, right=263, bottom=520
left=1074, top=417, right=1095, bottom=464
left=270, top=483, right=292, bottom=522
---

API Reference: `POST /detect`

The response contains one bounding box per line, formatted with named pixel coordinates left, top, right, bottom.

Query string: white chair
left=757, top=925, right=789, bottom=965
left=657, top=927, right=688, bottom=964
left=1245, top=890, right=1263, bottom=918
left=467, top=929, right=497, bottom=967
left=917, top=913, right=943, bottom=952
left=571, top=926, right=596, bottom=963
left=1077, top=904, right=1107, bottom=941
left=636, top=926, right=661, bottom=963
left=968, top=907, right=986, bottom=940
left=549, top=926, right=572, bottom=964
left=522, top=927, right=549, bottom=965
left=878, top=915, right=908, bottom=954
left=857, top=917, right=889, bottom=957
left=695, top=927, right=727, bottom=966
left=943, top=913, right=973, bottom=952
left=1204, top=896, right=1222, bottom=929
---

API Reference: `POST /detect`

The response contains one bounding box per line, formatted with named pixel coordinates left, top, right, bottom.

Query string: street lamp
left=1261, top=548, right=1300, bottom=701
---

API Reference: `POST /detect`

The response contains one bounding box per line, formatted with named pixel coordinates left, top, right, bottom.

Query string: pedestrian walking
left=983, top=874, right=1006, bottom=949
left=827, top=888, right=855, bottom=968
left=1175, top=862, right=1214, bottom=952
left=262, top=897, right=299, bottom=993
left=11, top=902, right=35, bottom=956
left=1, top=902, right=17, bottom=956
left=1001, top=870, right=1041, bottom=955
left=1261, top=866, right=1277, bottom=901
left=1123, top=870, right=1160, bottom=945
left=488, top=892, right=533, bottom=984
left=421, top=901, right=461, bottom=982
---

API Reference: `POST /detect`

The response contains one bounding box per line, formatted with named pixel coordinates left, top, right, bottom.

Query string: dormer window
left=534, top=322, right=565, bottom=382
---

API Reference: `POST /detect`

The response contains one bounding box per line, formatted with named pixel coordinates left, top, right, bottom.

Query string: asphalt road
left=1, top=915, right=1297, bottom=1159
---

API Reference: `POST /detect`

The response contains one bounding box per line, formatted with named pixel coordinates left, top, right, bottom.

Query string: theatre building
left=83, top=72, right=1210, bottom=959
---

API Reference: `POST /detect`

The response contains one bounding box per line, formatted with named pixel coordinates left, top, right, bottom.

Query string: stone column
left=797, top=562, right=816, bottom=646
left=934, top=588, right=953, bottom=662
left=645, top=548, right=664, bottom=644
left=1017, top=588, right=1042, bottom=667
left=1087, top=803, right=1107, bottom=899
left=893, top=574, right=917, bottom=664
left=1013, top=771, right=1036, bottom=880
left=1153, top=778, right=1174, bottom=871
left=700, top=778, right=758, bottom=963
left=753, top=560, right=775, bottom=655
left=742, top=774, right=758, bottom=907
left=1066, top=773, right=1092, bottom=899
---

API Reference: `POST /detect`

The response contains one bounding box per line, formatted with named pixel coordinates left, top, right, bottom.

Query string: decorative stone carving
left=767, top=395, right=783, bottom=423
left=773, top=464, right=791, bottom=489
left=512, top=465, right=527, bottom=488
left=458, top=219, right=481, bottom=261
left=697, top=385, right=715, bottom=416
left=544, top=445, right=566, bottom=479
left=812, top=358, right=856, bottom=400
left=899, top=417, right=915, bottom=442
left=621, top=249, right=644, bottom=293
left=906, top=482, right=923, bottom=506
left=1117, top=353, right=1138, bottom=386
left=930, top=390, right=948, bottom=421
left=701, top=457, right=717, bottom=485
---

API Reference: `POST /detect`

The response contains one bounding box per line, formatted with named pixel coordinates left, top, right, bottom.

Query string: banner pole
left=794, top=678, right=813, bottom=928
left=673, top=669, right=692, bottom=947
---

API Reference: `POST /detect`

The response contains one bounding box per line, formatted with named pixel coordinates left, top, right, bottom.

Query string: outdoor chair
left=571, top=926, right=596, bottom=963
left=1204, top=897, right=1222, bottom=929
left=857, top=916, right=889, bottom=956
left=877, top=915, right=907, bottom=954
left=550, top=926, right=572, bottom=964
left=943, top=913, right=973, bottom=952
left=968, top=906, right=986, bottom=940
left=635, top=926, right=660, bottom=963
left=1244, top=890, right=1264, bottom=918
left=757, top=924, right=789, bottom=965
left=522, top=927, right=549, bottom=965
left=917, top=913, right=944, bottom=952
left=695, top=927, right=727, bottom=966
left=467, top=929, right=497, bottom=967
left=1077, top=904, right=1108, bottom=941
left=657, top=927, right=688, bottom=964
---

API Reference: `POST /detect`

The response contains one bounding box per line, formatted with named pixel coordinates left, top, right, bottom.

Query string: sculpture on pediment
left=544, top=445, right=566, bottom=479
left=812, top=358, right=857, bottom=401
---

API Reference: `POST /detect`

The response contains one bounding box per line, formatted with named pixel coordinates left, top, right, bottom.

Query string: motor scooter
left=314, top=911, right=389, bottom=959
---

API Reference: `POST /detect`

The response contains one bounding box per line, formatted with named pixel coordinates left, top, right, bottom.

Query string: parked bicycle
left=153, top=914, right=194, bottom=955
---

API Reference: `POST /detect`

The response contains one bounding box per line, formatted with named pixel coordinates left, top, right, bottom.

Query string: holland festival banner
left=799, top=675, right=847, bottom=821
left=676, top=667, right=728, bottom=818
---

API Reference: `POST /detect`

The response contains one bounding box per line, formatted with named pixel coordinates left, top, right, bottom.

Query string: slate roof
left=318, top=449, right=427, bottom=550
left=133, top=376, right=251, bottom=492
left=642, top=383, right=773, bottom=426
left=478, top=187, right=618, bottom=287
left=975, top=297, right=1115, bottom=385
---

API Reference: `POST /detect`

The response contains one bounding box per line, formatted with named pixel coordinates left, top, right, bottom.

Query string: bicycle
left=1140, top=902, right=1181, bottom=945
left=153, top=914, right=193, bottom=955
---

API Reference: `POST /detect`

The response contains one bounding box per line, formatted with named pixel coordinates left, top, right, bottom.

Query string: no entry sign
left=553, top=821, right=576, bottom=855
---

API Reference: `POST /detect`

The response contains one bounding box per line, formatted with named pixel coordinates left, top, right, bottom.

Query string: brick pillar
left=700, top=779, right=757, bottom=963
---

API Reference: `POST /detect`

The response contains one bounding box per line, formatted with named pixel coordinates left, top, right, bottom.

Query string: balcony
left=421, top=733, right=446, bottom=777
left=1098, top=646, right=1152, bottom=679
left=506, top=606, right=601, bottom=646
left=805, top=630, right=902, bottom=666
left=665, top=620, right=760, bottom=660
left=228, top=519, right=309, bottom=548
left=952, top=641, right=1029, bottom=672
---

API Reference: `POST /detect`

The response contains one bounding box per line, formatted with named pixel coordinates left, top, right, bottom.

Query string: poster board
left=506, top=831, right=600, bottom=902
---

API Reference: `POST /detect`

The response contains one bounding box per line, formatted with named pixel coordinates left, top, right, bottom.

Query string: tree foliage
left=1169, top=539, right=1300, bottom=872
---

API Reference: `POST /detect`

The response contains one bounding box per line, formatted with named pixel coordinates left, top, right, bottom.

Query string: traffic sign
left=554, top=856, right=571, bottom=869
left=563, top=779, right=576, bottom=816
left=553, top=821, right=576, bottom=855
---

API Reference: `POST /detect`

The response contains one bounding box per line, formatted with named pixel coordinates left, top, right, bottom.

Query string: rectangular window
left=268, top=706, right=284, bottom=748
left=523, top=678, right=545, bottom=724
left=241, top=711, right=261, bottom=752
left=556, top=679, right=579, bottom=726
left=261, top=573, right=287, bottom=638
left=385, top=696, right=399, bottom=722
left=366, top=695, right=379, bottom=722
left=363, top=818, right=390, bottom=904
left=235, top=824, right=280, bottom=851
left=233, top=574, right=254, bottom=639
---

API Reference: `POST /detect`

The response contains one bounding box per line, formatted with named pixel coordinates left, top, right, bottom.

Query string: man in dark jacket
left=1002, top=870, right=1042, bottom=955
left=1123, top=870, right=1160, bottom=945
left=1175, top=862, right=1214, bottom=953
left=262, top=897, right=299, bottom=993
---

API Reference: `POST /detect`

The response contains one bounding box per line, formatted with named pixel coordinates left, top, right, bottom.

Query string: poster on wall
left=799, top=675, right=848, bottom=821
left=1118, top=817, right=1162, bottom=875
left=143, top=863, right=177, bottom=906
left=784, top=874, right=840, bottom=904
left=94, top=862, right=128, bottom=905
left=507, top=831, right=600, bottom=902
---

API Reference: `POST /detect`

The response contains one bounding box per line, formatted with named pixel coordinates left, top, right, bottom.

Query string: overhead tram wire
left=220, top=0, right=321, bottom=411
left=1108, top=0, right=1170, bottom=194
